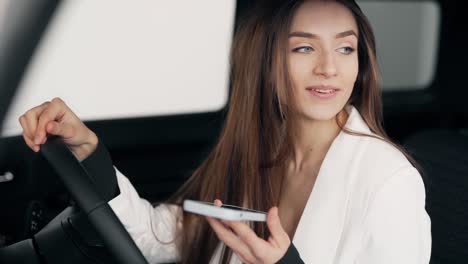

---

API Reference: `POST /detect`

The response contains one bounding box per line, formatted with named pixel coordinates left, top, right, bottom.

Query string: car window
left=0, top=1, right=7, bottom=24
left=1, top=0, right=235, bottom=137
left=357, top=0, right=440, bottom=91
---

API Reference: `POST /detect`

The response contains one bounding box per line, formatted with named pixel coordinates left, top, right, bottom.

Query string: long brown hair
left=163, top=1, right=416, bottom=263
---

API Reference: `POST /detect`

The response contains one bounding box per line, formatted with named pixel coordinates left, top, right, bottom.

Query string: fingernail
left=33, top=146, right=39, bottom=152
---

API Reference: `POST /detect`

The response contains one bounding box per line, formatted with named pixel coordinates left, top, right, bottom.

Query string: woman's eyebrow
left=288, top=30, right=358, bottom=39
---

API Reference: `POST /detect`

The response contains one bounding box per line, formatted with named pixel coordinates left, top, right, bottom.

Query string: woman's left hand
left=206, top=199, right=291, bottom=264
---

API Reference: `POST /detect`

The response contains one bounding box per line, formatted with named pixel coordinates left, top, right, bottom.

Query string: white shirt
left=109, top=106, right=432, bottom=263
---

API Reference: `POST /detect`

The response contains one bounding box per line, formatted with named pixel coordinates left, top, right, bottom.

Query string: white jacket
left=108, top=106, right=432, bottom=263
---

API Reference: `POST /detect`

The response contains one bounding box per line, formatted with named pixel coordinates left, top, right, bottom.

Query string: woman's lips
left=306, top=85, right=339, bottom=99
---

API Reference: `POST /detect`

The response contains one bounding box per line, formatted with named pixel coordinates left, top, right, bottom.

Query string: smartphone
left=182, top=199, right=267, bottom=222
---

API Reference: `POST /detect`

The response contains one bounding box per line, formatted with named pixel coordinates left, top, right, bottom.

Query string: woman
left=19, top=0, right=431, bottom=263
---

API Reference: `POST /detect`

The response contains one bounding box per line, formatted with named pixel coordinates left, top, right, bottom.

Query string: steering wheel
left=40, top=137, right=149, bottom=264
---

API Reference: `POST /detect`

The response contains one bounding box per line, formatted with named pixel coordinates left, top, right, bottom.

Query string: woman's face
left=288, top=1, right=359, bottom=121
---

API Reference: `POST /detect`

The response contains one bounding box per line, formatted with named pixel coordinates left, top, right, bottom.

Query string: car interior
left=0, top=0, right=467, bottom=263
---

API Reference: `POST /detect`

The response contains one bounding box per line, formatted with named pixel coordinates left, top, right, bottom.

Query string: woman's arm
left=81, top=139, right=182, bottom=263
left=109, top=170, right=182, bottom=263
left=80, top=138, right=119, bottom=201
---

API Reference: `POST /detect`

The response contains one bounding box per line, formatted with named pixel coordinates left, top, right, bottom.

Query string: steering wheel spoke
left=40, top=137, right=149, bottom=264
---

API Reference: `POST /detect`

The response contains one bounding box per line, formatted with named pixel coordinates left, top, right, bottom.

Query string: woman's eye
left=293, top=46, right=314, bottom=53
left=337, top=47, right=355, bottom=55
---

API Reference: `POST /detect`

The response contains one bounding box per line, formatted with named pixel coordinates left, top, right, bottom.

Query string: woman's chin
left=300, top=107, right=343, bottom=122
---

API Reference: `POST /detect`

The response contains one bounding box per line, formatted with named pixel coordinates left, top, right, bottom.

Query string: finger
left=35, top=99, right=67, bottom=144
left=21, top=102, right=50, bottom=139
left=23, top=114, right=36, bottom=139
left=45, top=121, right=75, bottom=139
left=266, top=207, right=290, bottom=248
left=234, top=252, right=255, bottom=264
left=22, top=133, right=39, bottom=152
left=41, top=135, right=47, bottom=145
left=268, top=235, right=280, bottom=248
left=214, top=199, right=223, bottom=207
left=213, top=199, right=232, bottom=227
left=28, top=101, right=51, bottom=114
left=20, top=116, right=41, bottom=152
left=226, top=220, right=270, bottom=256
left=19, top=115, right=34, bottom=142
left=206, top=217, right=255, bottom=262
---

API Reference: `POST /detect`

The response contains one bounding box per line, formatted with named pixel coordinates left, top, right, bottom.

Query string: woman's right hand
left=19, top=97, right=98, bottom=162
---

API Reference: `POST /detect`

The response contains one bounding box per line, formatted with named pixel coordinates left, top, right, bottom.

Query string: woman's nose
left=313, top=52, right=338, bottom=78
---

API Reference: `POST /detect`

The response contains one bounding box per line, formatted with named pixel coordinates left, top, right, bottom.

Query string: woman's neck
left=289, top=110, right=348, bottom=173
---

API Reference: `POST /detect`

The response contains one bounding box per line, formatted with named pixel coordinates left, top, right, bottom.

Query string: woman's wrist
left=74, top=131, right=98, bottom=161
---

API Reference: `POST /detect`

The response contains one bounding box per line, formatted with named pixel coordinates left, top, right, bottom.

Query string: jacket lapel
left=292, top=106, right=370, bottom=263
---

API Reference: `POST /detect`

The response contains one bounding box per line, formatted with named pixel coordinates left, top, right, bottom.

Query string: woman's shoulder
left=344, top=106, right=415, bottom=178
left=362, top=135, right=412, bottom=171
left=347, top=136, right=426, bottom=217
left=353, top=135, right=423, bottom=198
